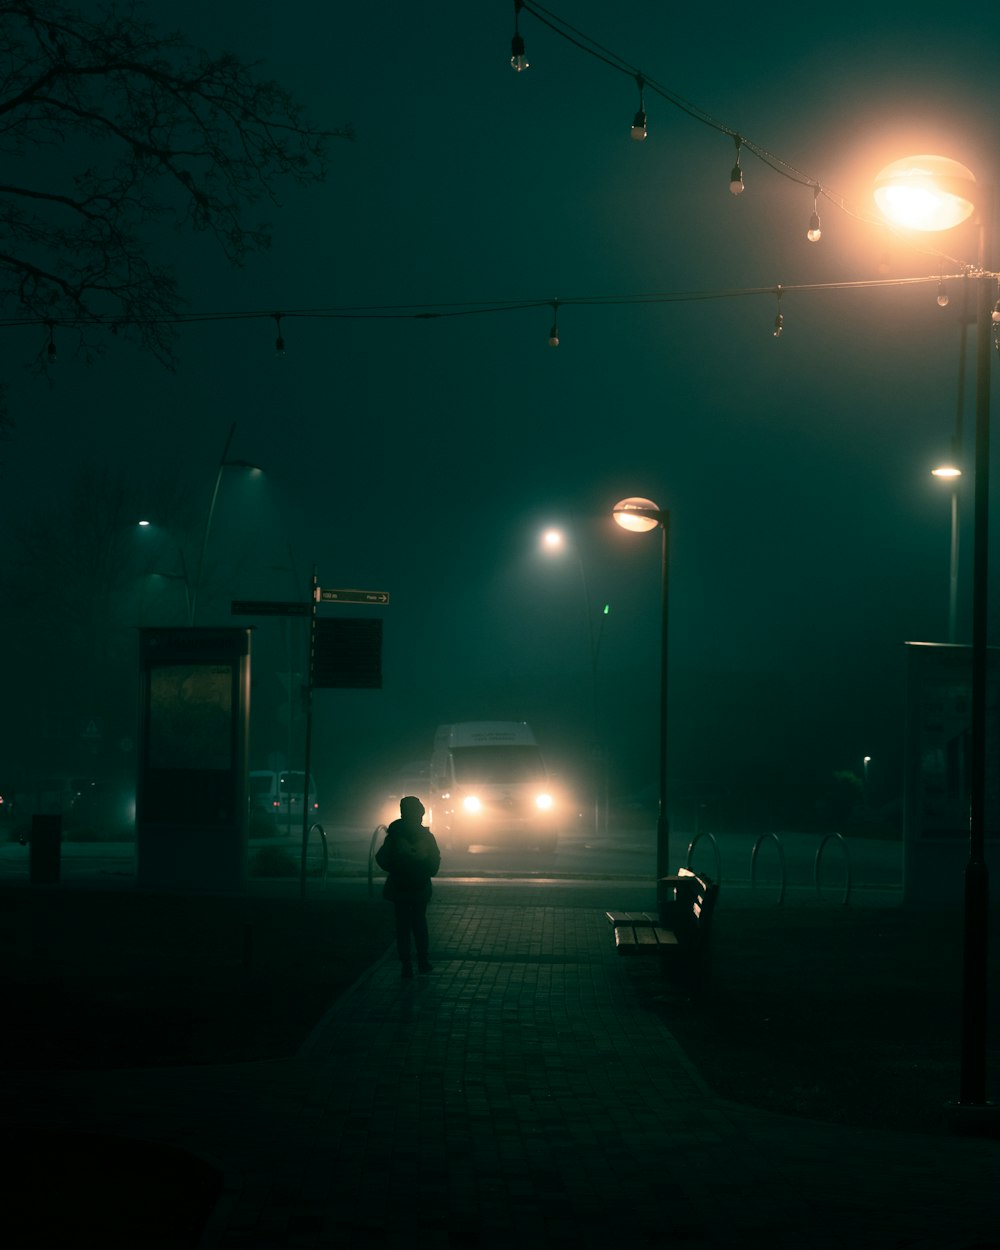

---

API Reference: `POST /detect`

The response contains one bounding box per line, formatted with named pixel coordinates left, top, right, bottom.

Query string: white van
left=249, top=770, right=319, bottom=834
left=429, top=721, right=560, bottom=851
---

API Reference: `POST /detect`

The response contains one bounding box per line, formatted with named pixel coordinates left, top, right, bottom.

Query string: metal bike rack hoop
left=686, top=830, right=722, bottom=884
left=815, top=831, right=851, bottom=905
left=750, top=832, right=786, bottom=905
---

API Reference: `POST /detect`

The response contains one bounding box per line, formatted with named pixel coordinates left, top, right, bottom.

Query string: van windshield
left=451, top=746, right=545, bottom=784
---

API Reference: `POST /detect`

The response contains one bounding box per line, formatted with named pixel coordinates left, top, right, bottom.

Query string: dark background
left=1, top=1, right=997, bottom=832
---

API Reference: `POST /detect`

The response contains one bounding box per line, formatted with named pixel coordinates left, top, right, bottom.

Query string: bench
left=607, top=869, right=719, bottom=989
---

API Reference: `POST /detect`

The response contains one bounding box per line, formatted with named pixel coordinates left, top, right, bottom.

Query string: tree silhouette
left=0, top=0, right=351, bottom=404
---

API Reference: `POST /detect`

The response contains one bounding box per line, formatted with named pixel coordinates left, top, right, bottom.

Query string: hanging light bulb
left=548, top=301, right=560, bottom=347
left=729, top=136, right=744, bottom=195
left=630, top=75, right=647, bottom=141
left=772, top=287, right=783, bottom=337
left=806, top=187, right=822, bottom=242
left=510, top=0, right=528, bottom=71
left=937, top=282, right=950, bottom=308
left=46, top=322, right=57, bottom=364
left=273, top=313, right=286, bottom=357
left=992, top=298, right=1000, bottom=324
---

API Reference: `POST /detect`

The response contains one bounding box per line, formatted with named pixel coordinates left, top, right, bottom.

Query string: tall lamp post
left=875, top=154, right=994, bottom=1106
left=931, top=460, right=962, bottom=644
left=612, top=496, right=671, bottom=881
left=190, top=421, right=263, bottom=625
left=541, top=526, right=610, bottom=833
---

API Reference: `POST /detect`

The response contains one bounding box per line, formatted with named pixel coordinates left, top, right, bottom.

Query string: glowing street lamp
left=540, top=524, right=609, bottom=833
left=612, top=496, right=671, bottom=880
left=190, top=421, right=263, bottom=625
left=931, top=462, right=963, bottom=644
left=874, top=155, right=977, bottom=233
left=876, top=154, right=993, bottom=1107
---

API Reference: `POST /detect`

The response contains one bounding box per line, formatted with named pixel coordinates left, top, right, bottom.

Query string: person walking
left=376, top=796, right=441, bottom=978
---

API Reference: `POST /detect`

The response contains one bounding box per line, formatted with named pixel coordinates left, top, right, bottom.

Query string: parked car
left=249, top=769, right=319, bottom=835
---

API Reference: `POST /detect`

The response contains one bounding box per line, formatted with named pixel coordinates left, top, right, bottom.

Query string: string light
left=806, top=186, right=822, bottom=243
left=772, top=287, right=784, bottom=337
left=630, top=75, right=647, bottom=141
left=510, top=0, right=529, bottom=72
left=548, top=300, right=559, bottom=347
left=729, top=136, right=744, bottom=196
left=936, top=281, right=950, bottom=307
left=273, top=312, right=286, bottom=357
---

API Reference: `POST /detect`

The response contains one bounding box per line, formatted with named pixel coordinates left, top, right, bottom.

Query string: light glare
left=874, top=155, right=976, bottom=232
left=613, top=496, right=662, bottom=533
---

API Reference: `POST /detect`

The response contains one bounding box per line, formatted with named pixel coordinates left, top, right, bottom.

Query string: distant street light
left=612, top=496, right=671, bottom=881
left=190, top=421, right=263, bottom=625
left=876, top=154, right=993, bottom=1107
left=135, top=521, right=192, bottom=623
left=931, top=461, right=962, bottom=644
left=540, top=524, right=609, bottom=833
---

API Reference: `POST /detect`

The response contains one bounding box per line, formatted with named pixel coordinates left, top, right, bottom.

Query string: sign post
left=231, top=580, right=389, bottom=902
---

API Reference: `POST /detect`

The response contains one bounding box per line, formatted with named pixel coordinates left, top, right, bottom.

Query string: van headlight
left=535, top=793, right=554, bottom=811
left=462, top=795, right=482, bottom=814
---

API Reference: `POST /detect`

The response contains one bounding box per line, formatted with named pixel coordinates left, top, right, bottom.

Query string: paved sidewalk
left=8, top=890, right=1000, bottom=1248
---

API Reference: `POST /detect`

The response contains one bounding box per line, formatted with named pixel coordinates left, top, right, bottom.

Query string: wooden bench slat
left=608, top=873, right=718, bottom=987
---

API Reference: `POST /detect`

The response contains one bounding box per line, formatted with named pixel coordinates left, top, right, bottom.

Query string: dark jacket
left=376, top=818, right=441, bottom=902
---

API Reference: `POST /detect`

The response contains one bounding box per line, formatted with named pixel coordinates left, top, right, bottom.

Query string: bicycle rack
left=307, top=822, right=329, bottom=884
left=686, top=830, right=722, bottom=884
left=368, top=824, right=387, bottom=898
left=815, top=831, right=851, bottom=905
left=750, top=832, right=787, bottom=904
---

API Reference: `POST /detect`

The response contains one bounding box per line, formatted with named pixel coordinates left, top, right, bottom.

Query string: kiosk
left=136, top=627, right=251, bottom=892
left=903, top=641, right=999, bottom=905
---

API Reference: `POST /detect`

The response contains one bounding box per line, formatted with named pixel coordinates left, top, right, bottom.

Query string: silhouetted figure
left=376, top=796, right=441, bottom=977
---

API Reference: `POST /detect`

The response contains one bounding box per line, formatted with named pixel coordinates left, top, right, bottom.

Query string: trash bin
left=657, top=871, right=699, bottom=927
left=29, top=814, right=62, bottom=884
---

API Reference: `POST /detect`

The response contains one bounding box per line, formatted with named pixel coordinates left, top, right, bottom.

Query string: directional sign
left=317, top=588, right=390, bottom=606
left=231, top=600, right=310, bottom=617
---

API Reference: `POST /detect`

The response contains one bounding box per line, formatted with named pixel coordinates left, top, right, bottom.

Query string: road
left=0, top=820, right=904, bottom=896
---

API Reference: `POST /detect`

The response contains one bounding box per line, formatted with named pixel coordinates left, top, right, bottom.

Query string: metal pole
left=657, top=513, right=671, bottom=880
left=300, top=569, right=318, bottom=903
left=190, top=420, right=237, bottom=626
left=947, top=489, right=959, bottom=644
left=960, top=260, right=992, bottom=1105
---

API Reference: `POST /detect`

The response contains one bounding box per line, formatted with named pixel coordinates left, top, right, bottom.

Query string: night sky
left=2, top=1, right=998, bottom=827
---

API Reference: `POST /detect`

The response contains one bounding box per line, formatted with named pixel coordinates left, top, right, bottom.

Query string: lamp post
left=541, top=526, right=609, bottom=833
left=136, top=521, right=192, bottom=623
left=612, top=496, right=670, bottom=880
left=190, top=421, right=263, bottom=625
left=931, top=460, right=962, bottom=644
left=875, top=155, right=994, bottom=1106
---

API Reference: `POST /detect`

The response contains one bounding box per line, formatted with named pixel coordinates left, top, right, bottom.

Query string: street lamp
left=136, top=521, right=192, bottom=623
left=876, top=154, right=993, bottom=1107
left=931, top=461, right=962, bottom=644
left=612, top=496, right=670, bottom=880
left=190, top=420, right=263, bottom=625
left=540, top=525, right=610, bottom=833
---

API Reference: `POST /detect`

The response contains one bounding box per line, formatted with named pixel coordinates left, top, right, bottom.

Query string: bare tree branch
left=0, top=0, right=351, bottom=379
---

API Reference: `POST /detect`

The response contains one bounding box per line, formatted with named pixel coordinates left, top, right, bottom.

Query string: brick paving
left=7, top=883, right=1000, bottom=1248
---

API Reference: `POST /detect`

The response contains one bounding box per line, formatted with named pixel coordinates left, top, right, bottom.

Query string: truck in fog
left=429, top=721, right=560, bottom=851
